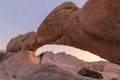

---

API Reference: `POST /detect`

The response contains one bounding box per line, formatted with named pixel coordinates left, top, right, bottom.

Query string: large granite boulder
left=37, top=2, right=78, bottom=46
left=6, top=31, right=38, bottom=52
left=57, top=0, right=120, bottom=64
left=36, top=1, right=120, bottom=64
left=80, top=0, right=120, bottom=43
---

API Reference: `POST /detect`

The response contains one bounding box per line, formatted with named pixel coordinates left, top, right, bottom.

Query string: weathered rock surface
left=36, top=0, right=120, bottom=64
left=78, top=0, right=120, bottom=64
left=7, top=31, right=38, bottom=52
left=78, top=68, right=103, bottom=79
left=0, top=51, right=95, bottom=80
left=0, top=50, right=38, bottom=80
left=5, top=1, right=120, bottom=80
left=7, top=0, right=120, bottom=64
left=81, top=0, right=120, bottom=43
left=1, top=51, right=120, bottom=80
left=37, top=2, right=78, bottom=46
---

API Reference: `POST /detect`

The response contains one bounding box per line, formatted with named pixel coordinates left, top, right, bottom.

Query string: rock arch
left=7, top=1, right=120, bottom=64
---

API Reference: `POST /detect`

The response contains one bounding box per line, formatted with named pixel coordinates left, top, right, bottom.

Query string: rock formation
left=7, top=31, right=38, bottom=52
left=1, top=51, right=120, bottom=80
left=37, top=2, right=78, bottom=46
left=4, top=0, right=120, bottom=80
left=6, top=1, right=120, bottom=64
left=37, top=0, right=120, bottom=64
left=78, top=0, right=120, bottom=64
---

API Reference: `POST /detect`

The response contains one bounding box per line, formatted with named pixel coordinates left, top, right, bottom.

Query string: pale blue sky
left=0, top=0, right=87, bottom=49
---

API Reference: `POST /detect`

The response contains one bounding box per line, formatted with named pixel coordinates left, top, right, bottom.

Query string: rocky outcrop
left=7, top=2, right=78, bottom=53
left=6, top=31, right=38, bottom=52
left=0, top=50, right=38, bottom=80
left=36, top=0, right=120, bottom=64
left=7, top=0, right=120, bottom=64
left=1, top=51, right=120, bottom=80
left=80, top=0, right=120, bottom=43
left=4, top=1, right=120, bottom=80
left=21, top=64, right=83, bottom=80
left=37, top=2, right=78, bottom=46
left=0, top=51, right=96, bottom=80
left=78, top=0, right=120, bottom=64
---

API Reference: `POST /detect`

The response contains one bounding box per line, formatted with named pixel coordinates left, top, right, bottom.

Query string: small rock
left=6, top=31, right=38, bottom=52
left=78, top=68, right=103, bottom=79
left=110, top=78, right=120, bottom=80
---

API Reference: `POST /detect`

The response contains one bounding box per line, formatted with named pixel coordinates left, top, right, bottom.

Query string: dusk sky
left=0, top=0, right=106, bottom=61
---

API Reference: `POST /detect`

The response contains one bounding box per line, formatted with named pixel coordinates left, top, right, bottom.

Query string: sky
left=0, top=0, right=106, bottom=62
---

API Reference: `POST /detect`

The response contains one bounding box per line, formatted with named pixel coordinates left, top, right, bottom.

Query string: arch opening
left=35, top=44, right=106, bottom=62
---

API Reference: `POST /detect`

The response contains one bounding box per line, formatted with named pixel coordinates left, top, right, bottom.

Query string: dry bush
left=0, top=49, right=7, bottom=61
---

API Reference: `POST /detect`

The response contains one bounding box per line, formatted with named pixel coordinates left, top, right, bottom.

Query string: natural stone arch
left=7, top=1, right=120, bottom=65
left=37, top=1, right=120, bottom=64
left=6, top=2, right=78, bottom=53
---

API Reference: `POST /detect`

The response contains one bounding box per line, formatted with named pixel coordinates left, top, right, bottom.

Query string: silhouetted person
left=38, top=52, right=46, bottom=64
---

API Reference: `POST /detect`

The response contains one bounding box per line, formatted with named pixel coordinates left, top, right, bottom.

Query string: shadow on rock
left=78, top=67, right=103, bottom=79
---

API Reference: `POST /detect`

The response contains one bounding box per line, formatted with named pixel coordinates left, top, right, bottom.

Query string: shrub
left=0, top=49, right=7, bottom=61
